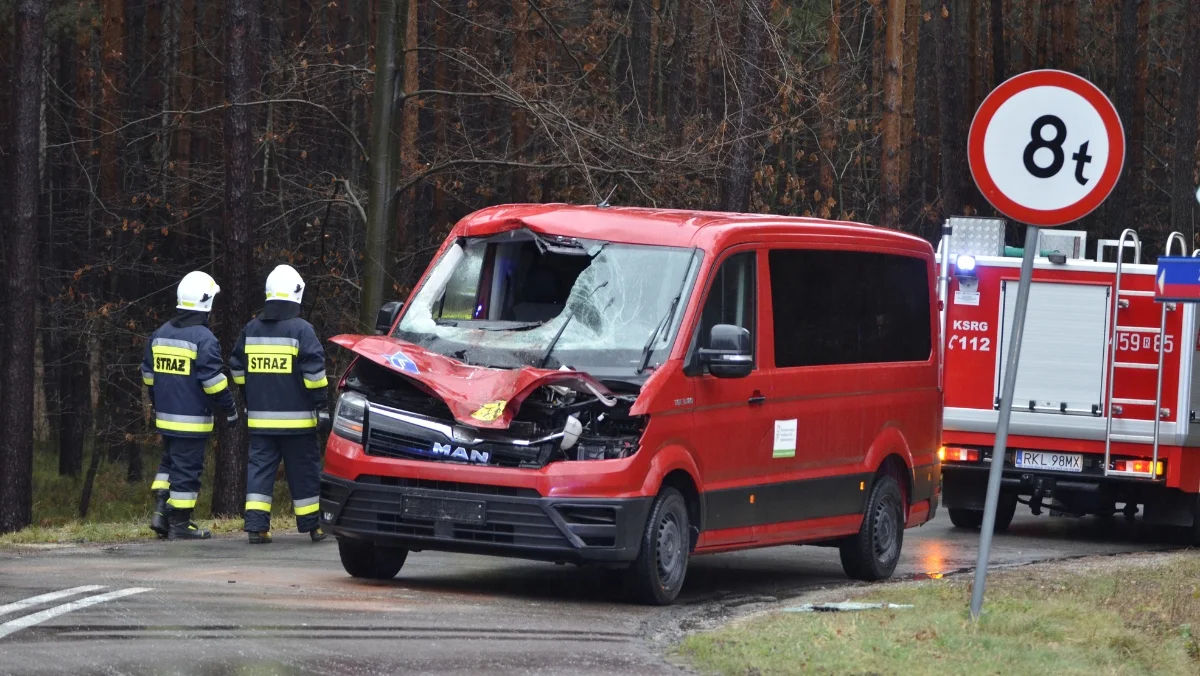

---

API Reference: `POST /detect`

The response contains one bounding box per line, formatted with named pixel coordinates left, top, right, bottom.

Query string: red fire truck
left=938, top=218, right=1200, bottom=541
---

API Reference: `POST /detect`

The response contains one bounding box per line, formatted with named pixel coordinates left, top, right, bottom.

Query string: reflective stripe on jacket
left=229, top=306, right=328, bottom=435
left=141, top=315, right=236, bottom=438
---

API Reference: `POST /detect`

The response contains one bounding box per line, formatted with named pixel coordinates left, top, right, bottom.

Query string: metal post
left=938, top=222, right=952, bottom=391
left=969, top=224, right=1040, bottom=621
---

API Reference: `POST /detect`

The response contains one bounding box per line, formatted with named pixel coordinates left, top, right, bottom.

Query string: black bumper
left=320, top=473, right=652, bottom=564
left=941, top=463, right=1192, bottom=523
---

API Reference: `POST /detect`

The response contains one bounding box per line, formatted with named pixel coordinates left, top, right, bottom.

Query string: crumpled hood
left=330, top=334, right=617, bottom=430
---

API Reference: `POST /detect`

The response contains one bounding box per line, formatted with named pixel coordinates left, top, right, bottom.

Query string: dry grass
left=680, top=553, right=1200, bottom=676
left=0, top=446, right=299, bottom=546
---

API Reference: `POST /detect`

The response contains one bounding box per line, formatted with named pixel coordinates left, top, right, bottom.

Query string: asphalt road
left=0, top=507, right=1182, bottom=676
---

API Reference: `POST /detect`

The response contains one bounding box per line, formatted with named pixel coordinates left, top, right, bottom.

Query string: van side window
left=697, top=252, right=756, bottom=355
left=769, top=249, right=931, bottom=367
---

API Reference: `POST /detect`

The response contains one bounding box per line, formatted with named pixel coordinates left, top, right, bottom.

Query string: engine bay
left=341, top=358, right=646, bottom=467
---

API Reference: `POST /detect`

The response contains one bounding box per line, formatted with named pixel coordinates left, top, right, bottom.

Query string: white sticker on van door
left=773, top=419, right=797, bottom=459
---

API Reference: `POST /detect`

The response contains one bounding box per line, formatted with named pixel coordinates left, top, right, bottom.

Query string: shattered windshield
left=394, top=229, right=701, bottom=378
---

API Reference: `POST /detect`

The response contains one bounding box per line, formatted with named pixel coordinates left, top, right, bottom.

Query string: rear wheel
left=625, top=487, right=689, bottom=605
left=948, top=492, right=1018, bottom=532
left=337, top=538, right=408, bottom=580
left=948, top=507, right=984, bottom=529
left=840, top=475, right=904, bottom=581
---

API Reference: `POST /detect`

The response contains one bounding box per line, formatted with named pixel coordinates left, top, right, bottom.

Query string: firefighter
left=229, top=264, right=331, bottom=544
left=140, top=270, right=238, bottom=540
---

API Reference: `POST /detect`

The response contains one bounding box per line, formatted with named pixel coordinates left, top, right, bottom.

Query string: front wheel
left=338, top=537, right=409, bottom=580
left=840, top=475, right=904, bottom=581
left=624, top=487, right=690, bottom=605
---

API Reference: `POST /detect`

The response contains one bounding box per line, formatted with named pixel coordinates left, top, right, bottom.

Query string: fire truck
left=937, top=218, right=1200, bottom=541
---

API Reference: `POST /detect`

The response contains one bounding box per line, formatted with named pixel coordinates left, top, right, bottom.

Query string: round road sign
left=968, top=70, right=1125, bottom=227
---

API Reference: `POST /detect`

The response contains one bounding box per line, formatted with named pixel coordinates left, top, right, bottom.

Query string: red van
left=320, top=204, right=942, bottom=604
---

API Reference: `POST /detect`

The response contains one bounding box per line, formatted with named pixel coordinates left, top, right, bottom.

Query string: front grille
left=362, top=405, right=554, bottom=468
left=335, top=484, right=571, bottom=549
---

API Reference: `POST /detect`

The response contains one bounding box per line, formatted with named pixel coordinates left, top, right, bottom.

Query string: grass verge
left=0, top=447, right=299, bottom=546
left=679, top=553, right=1200, bottom=676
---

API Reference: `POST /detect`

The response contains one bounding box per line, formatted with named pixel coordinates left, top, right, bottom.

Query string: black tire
left=624, top=487, right=690, bottom=605
left=994, top=492, right=1018, bottom=532
left=337, top=538, right=408, bottom=580
left=948, top=507, right=984, bottom=529
left=840, top=475, right=904, bottom=581
left=948, top=493, right=1018, bottom=532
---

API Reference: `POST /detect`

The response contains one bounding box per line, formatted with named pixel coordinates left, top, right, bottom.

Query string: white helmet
left=265, top=264, right=305, bottom=304
left=177, top=271, right=220, bottom=312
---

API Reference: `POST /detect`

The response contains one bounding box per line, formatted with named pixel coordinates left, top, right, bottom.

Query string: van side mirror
left=375, top=301, right=403, bottom=335
left=697, top=324, right=752, bottom=378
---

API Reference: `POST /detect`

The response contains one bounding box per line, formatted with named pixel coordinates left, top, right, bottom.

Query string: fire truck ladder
left=1103, top=230, right=1185, bottom=479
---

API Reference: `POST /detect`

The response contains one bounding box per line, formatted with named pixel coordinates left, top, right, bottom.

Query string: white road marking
left=0, top=588, right=152, bottom=640
left=0, top=586, right=106, bottom=619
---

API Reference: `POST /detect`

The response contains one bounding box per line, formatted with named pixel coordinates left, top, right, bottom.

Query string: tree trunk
left=361, top=0, right=399, bottom=331
left=99, top=0, right=125, bottom=212
left=174, top=0, right=195, bottom=213
left=880, top=0, right=905, bottom=229
left=966, top=0, right=978, bottom=108
left=1171, top=7, right=1200, bottom=241
left=212, top=0, right=262, bottom=518
left=1020, top=0, right=1035, bottom=72
left=59, top=336, right=88, bottom=477
left=990, top=0, right=1004, bottom=86
left=0, top=0, right=46, bottom=534
left=665, top=0, right=694, bottom=144
left=1110, top=0, right=1148, bottom=234
left=1060, top=0, right=1077, bottom=72
left=398, top=0, right=419, bottom=223
left=510, top=0, right=532, bottom=201
left=630, top=0, right=652, bottom=124
left=933, top=1, right=962, bottom=218
left=717, top=0, right=771, bottom=213
left=900, top=0, right=919, bottom=218
left=817, top=0, right=841, bottom=218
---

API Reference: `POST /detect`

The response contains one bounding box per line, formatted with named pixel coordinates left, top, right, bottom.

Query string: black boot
left=248, top=531, right=272, bottom=544
left=309, top=526, right=328, bottom=543
left=167, top=508, right=212, bottom=540
left=150, top=491, right=170, bottom=539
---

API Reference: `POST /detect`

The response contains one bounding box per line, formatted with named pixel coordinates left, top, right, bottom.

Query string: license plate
left=402, top=495, right=486, bottom=523
left=1014, top=450, right=1082, bottom=473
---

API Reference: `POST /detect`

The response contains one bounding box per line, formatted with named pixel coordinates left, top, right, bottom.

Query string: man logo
left=432, top=442, right=490, bottom=464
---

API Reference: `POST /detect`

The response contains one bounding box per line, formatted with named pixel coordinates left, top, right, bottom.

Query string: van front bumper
left=320, top=473, right=653, bottom=564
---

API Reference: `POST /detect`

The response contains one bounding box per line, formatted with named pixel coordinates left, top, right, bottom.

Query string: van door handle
left=748, top=394, right=766, bottom=406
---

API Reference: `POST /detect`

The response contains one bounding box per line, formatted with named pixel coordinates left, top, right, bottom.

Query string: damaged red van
left=320, top=204, right=942, bottom=604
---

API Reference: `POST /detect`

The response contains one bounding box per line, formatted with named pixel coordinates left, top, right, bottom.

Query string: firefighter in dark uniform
left=229, top=265, right=331, bottom=544
left=140, top=270, right=238, bottom=540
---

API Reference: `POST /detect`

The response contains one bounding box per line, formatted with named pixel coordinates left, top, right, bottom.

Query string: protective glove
left=225, top=409, right=240, bottom=427
left=316, top=408, right=332, bottom=435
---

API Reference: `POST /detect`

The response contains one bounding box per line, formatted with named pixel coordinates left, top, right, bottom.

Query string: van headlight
left=333, top=391, right=367, bottom=443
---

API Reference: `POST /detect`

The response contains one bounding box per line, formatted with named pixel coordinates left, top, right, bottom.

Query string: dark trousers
left=164, top=435, right=207, bottom=510
left=152, top=448, right=172, bottom=491
left=244, top=433, right=322, bottom=533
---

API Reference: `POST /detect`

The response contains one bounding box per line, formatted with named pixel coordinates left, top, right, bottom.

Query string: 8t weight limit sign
left=1022, top=115, right=1091, bottom=185
left=969, top=70, right=1125, bottom=228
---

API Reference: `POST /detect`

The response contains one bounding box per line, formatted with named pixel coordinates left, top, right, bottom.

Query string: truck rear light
left=939, top=446, right=979, bottom=462
left=1111, top=460, right=1164, bottom=476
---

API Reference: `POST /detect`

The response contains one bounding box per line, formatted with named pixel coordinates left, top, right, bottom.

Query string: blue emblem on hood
left=384, top=350, right=419, bottom=374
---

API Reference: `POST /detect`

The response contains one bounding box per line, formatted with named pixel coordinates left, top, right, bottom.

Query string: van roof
left=454, top=203, right=932, bottom=254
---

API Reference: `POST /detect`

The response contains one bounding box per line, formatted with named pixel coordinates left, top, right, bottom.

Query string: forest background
left=1, top=0, right=1196, bottom=533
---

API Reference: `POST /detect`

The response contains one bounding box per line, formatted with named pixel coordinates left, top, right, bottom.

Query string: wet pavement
left=0, top=507, right=1183, bottom=675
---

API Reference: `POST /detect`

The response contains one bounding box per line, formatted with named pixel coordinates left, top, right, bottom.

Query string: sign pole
left=969, top=224, right=1040, bottom=621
